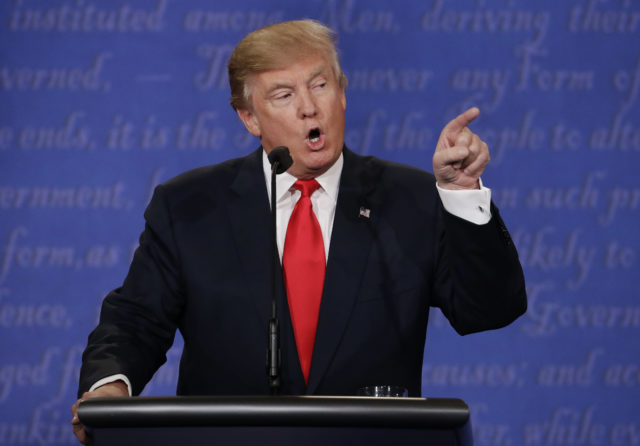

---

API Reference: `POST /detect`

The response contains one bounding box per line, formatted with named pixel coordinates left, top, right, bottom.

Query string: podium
left=78, top=395, right=472, bottom=445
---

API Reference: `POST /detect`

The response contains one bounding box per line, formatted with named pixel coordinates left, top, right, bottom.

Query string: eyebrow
left=308, top=66, right=328, bottom=81
left=264, top=65, right=330, bottom=97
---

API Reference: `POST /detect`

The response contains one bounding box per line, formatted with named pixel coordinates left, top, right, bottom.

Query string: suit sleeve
left=78, top=184, right=185, bottom=397
left=430, top=202, right=527, bottom=335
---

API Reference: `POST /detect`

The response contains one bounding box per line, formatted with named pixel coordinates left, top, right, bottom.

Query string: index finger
left=443, top=107, right=480, bottom=135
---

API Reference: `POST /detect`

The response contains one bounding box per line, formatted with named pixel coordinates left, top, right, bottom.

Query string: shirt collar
left=262, top=149, right=343, bottom=202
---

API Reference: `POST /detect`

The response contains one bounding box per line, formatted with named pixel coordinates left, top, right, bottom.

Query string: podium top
left=78, top=395, right=469, bottom=429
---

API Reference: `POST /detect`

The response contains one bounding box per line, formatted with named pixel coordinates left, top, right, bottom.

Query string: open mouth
left=308, top=128, right=321, bottom=143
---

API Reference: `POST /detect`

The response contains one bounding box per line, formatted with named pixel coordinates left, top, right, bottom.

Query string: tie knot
left=293, top=179, right=320, bottom=197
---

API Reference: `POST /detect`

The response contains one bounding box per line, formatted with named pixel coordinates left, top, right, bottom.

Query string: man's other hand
left=71, top=380, right=129, bottom=445
left=433, top=107, right=490, bottom=190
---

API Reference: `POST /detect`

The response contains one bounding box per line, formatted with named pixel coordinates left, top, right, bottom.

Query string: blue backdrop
left=1, top=0, right=639, bottom=444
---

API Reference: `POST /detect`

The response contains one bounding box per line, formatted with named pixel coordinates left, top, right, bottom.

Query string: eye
left=271, top=90, right=293, bottom=103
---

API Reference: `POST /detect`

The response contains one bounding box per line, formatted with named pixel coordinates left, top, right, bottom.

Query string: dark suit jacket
left=79, top=147, right=526, bottom=397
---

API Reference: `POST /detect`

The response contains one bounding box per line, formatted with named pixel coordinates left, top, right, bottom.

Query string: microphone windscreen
left=268, top=146, right=293, bottom=174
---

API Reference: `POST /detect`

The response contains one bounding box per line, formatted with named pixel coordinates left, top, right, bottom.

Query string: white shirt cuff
left=436, top=180, right=492, bottom=225
left=89, top=374, right=132, bottom=396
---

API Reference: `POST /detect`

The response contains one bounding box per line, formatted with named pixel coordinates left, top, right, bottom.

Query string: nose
left=297, top=88, right=318, bottom=119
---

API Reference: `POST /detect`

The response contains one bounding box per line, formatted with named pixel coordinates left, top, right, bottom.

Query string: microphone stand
left=267, top=160, right=281, bottom=394
left=266, top=146, right=292, bottom=394
left=266, top=146, right=291, bottom=394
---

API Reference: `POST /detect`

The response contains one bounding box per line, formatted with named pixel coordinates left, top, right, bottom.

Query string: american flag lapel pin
left=359, top=206, right=371, bottom=219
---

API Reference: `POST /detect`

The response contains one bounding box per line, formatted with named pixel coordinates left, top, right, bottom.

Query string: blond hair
left=228, top=19, right=347, bottom=110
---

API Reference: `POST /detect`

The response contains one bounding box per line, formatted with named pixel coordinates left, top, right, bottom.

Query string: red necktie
left=282, top=179, right=325, bottom=384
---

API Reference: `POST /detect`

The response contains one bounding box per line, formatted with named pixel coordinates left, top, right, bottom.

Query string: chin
left=308, top=156, right=335, bottom=171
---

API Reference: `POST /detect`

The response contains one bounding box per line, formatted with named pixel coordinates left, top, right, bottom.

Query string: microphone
left=268, top=146, right=293, bottom=174
left=266, top=146, right=292, bottom=394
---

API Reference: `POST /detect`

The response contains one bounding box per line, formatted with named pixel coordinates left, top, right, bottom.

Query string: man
left=72, top=20, right=526, bottom=444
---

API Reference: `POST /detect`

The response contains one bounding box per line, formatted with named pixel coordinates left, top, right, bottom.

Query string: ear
left=236, top=108, right=261, bottom=137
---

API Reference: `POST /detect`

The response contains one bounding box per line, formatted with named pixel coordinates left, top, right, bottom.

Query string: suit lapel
left=227, top=149, right=275, bottom=332
left=227, top=148, right=307, bottom=393
left=307, top=148, right=378, bottom=393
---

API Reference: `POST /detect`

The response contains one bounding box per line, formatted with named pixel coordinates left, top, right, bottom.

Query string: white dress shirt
left=263, top=150, right=343, bottom=262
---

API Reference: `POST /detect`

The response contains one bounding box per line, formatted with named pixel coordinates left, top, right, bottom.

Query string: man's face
left=237, top=55, right=346, bottom=179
